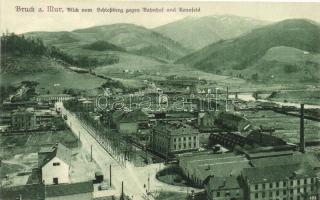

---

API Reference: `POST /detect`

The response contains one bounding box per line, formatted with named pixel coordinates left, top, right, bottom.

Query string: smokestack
left=300, top=104, right=305, bottom=153
left=226, top=86, right=229, bottom=111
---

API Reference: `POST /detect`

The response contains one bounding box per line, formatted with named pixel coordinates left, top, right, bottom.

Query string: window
left=304, top=179, right=307, bottom=184
left=276, top=182, right=279, bottom=187
left=255, top=193, right=258, bottom=198
left=53, top=162, right=60, bottom=166
left=255, top=185, right=258, bottom=190
left=276, top=191, right=279, bottom=196
left=262, top=183, right=266, bottom=189
left=262, top=192, right=265, bottom=198
left=283, top=182, right=287, bottom=187
left=297, top=180, right=300, bottom=185
left=217, top=192, right=220, bottom=197
left=269, top=183, right=273, bottom=188
left=53, top=178, right=58, bottom=184
left=283, top=190, right=287, bottom=195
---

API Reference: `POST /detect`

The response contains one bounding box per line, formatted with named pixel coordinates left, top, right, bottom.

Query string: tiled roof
left=242, top=163, right=316, bottom=184
left=45, top=181, right=93, bottom=197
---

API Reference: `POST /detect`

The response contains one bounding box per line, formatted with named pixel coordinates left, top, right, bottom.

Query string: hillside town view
left=1, top=1, right=320, bottom=200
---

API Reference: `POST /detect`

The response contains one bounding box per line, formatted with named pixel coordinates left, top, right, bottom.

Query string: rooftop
left=250, top=151, right=320, bottom=169
left=45, top=181, right=93, bottom=197
left=242, top=163, right=316, bottom=184
left=154, top=121, right=199, bottom=136
left=113, top=110, right=148, bottom=123
left=179, top=152, right=251, bottom=182
left=205, top=176, right=241, bottom=190
left=38, top=143, right=72, bottom=168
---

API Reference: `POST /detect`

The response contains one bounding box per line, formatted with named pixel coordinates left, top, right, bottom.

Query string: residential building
left=11, top=107, right=36, bottom=130
left=241, top=163, right=319, bottom=200
left=204, top=176, right=243, bottom=200
left=38, top=143, right=71, bottom=185
left=151, top=121, right=200, bottom=156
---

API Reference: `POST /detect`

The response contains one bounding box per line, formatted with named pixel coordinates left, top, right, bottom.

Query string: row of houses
left=177, top=150, right=320, bottom=200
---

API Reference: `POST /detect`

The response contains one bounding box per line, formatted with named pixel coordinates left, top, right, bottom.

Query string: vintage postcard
left=1, top=0, right=320, bottom=200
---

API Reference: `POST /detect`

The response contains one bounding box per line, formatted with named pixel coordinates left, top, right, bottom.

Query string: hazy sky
left=1, top=0, right=320, bottom=34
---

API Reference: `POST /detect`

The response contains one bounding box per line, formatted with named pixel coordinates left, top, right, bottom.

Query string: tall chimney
left=300, top=104, right=305, bottom=153
left=226, top=86, right=229, bottom=111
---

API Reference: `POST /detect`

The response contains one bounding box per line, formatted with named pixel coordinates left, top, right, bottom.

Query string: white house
left=38, top=143, right=72, bottom=185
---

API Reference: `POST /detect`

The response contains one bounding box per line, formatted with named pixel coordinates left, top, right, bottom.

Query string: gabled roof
left=38, top=143, right=72, bottom=168
left=45, top=181, right=93, bottom=197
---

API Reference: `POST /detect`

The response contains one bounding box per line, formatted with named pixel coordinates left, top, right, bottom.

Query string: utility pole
left=215, top=88, right=218, bottom=111
left=147, top=173, right=150, bottom=194
left=90, top=145, right=93, bottom=162
left=226, top=86, right=229, bottom=111
left=120, top=181, right=124, bottom=200
left=109, top=164, right=112, bottom=186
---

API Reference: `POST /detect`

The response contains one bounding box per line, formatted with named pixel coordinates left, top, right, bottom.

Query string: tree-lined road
left=56, top=102, right=202, bottom=200
left=56, top=102, right=149, bottom=200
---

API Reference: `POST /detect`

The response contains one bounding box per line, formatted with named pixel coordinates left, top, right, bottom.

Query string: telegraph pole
left=109, top=164, right=112, bottom=186
left=226, top=86, right=229, bottom=111
left=120, top=181, right=124, bottom=200
left=90, top=145, right=93, bottom=162
left=147, top=173, right=150, bottom=194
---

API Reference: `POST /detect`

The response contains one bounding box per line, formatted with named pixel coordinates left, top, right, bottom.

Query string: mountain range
left=25, top=23, right=190, bottom=63
left=176, top=19, right=320, bottom=83
left=154, top=15, right=267, bottom=50
left=2, top=15, right=320, bottom=91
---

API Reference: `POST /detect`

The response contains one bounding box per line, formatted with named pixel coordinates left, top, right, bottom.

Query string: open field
left=0, top=130, right=78, bottom=159
left=243, top=110, right=320, bottom=143
left=0, top=65, right=105, bottom=95
left=1, top=148, right=100, bottom=188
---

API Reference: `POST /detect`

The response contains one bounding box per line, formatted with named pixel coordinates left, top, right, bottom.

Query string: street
left=56, top=102, right=202, bottom=200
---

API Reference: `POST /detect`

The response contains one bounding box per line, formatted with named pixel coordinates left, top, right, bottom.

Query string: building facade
left=39, top=143, right=71, bottom=185
left=241, top=164, right=319, bottom=200
left=11, top=108, right=37, bottom=130
left=151, top=122, right=200, bottom=156
left=205, top=176, right=243, bottom=200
